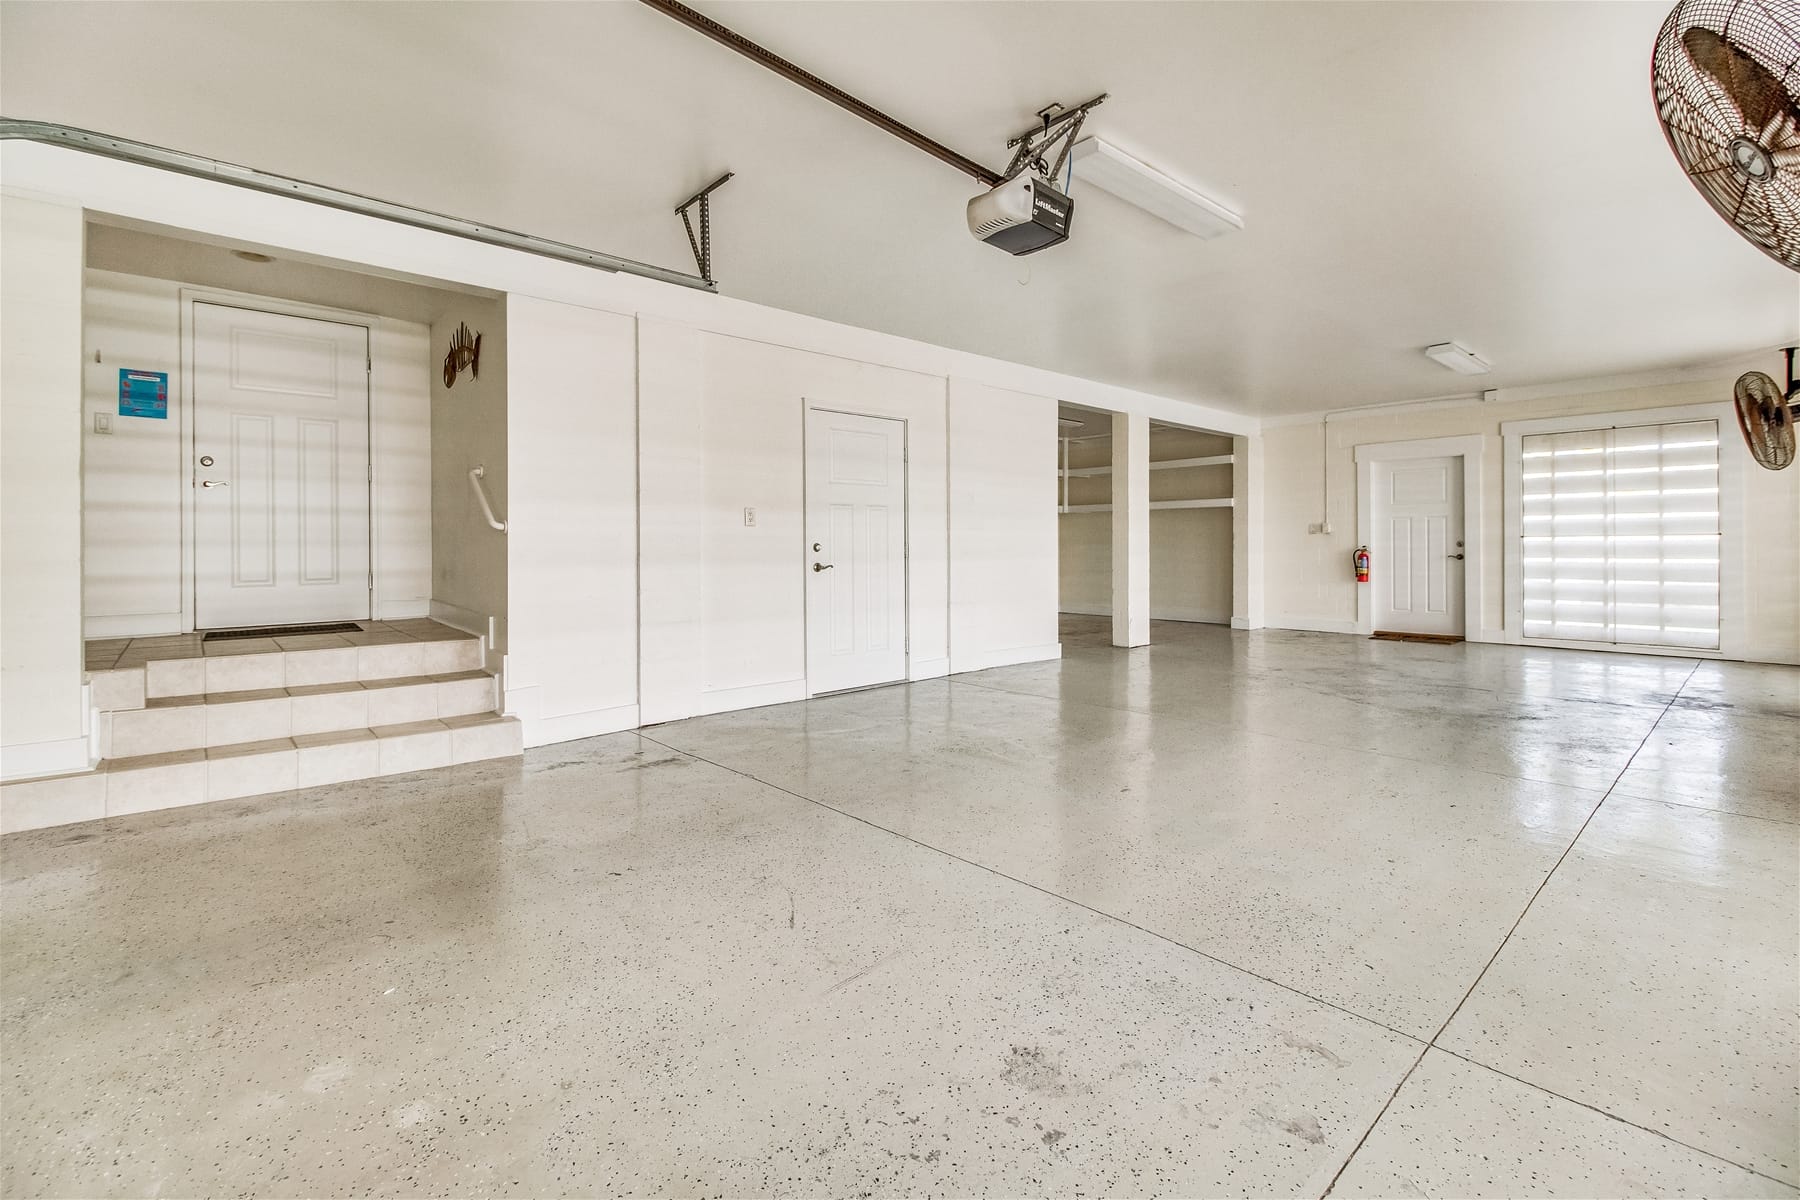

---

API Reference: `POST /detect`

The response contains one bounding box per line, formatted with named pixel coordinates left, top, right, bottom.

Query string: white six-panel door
left=804, top=408, right=907, bottom=695
left=1373, top=455, right=1465, bottom=636
left=193, top=303, right=372, bottom=629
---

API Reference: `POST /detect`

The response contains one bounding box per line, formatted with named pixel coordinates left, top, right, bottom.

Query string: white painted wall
left=504, top=296, right=637, bottom=744
left=950, top=379, right=1059, bottom=672
left=1059, top=427, right=1234, bottom=624
left=430, top=296, right=507, bottom=649
left=1058, top=512, right=1111, bottom=615
left=639, top=325, right=950, bottom=724
left=83, top=272, right=182, bottom=632
left=1231, top=433, right=1266, bottom=630
left=0, top=141, right=1233, bottom=770
left=81, top=268, right=433, bottom=637
left=1261, top=379, right=1800, bottom=663
left=1, top=194, right=86, bottom=779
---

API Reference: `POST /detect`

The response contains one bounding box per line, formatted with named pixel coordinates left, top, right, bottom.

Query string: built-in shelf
left=1061, top=498, right=1235, bottom=513
left=1058, top=437, right=1234, bottom=515
left=1060, top=454, right=1234, bottom=478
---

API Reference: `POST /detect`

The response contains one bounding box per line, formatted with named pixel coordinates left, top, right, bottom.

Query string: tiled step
left=1, top=715, right=523, bottom=833
left=85, top=623, right=484, bottom=708
left=99, top=671, right=499, bottom=757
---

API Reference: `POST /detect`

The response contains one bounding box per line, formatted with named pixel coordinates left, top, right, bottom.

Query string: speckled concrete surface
left=3, top=616, right=1795, bottom=1197
left=1439, top=796, right=1800, bottom=1183
left=1331, top=1050, right=1794, bottom=1198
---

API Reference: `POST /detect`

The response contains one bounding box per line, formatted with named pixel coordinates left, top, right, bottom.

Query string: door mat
left=203, top=622, right=363, bottom=642
left=1370, top=631, right=1464, bottom=645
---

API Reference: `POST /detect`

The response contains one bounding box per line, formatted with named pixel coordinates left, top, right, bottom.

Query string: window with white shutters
left=1519, top=419, right=1721, bottom=650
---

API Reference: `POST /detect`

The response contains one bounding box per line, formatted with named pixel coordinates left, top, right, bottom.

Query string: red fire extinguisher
left=1354, top=545, right=1370, bottom=584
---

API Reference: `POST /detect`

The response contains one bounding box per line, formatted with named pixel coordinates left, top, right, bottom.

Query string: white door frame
left=1500, top=401, right=1746, bottom=661
left=802, top=404, right=910, bottom=695
left=1354, top=434, right=1488, bottom=641
left=178, top=286, right=380, bottom=633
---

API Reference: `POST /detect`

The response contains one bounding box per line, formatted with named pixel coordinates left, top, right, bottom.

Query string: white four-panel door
left=1373, top=455, right=1465, bottom=636
left=804, top=408, right=907, bottom=695
left=193, top=303, right=372, bottom=629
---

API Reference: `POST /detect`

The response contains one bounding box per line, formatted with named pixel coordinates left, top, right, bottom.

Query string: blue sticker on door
left=118, top=370, right=169, bottom=419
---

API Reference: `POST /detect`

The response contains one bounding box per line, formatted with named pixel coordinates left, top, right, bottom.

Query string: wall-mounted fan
left=1652, top=0, right=1800, bottom=271
left=1734, top=346, right=1799, bottom=469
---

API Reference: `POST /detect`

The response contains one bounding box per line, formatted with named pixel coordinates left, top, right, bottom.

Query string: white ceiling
left=5, top=1, right=1796, bottom=417
left=86, top=222, right=487, bottom=326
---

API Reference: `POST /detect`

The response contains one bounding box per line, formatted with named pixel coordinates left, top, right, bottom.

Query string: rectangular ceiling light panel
left=1069, top=138, right=1243, bottom=240
left=1423, top=342, right=1492, bottom=375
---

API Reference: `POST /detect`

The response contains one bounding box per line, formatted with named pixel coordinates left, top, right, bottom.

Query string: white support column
left=1111, top=411, right=1150, bottom=647
left=0, top=192, right=87, bottom=779
left=1231, top=434, right=1265, bottom=631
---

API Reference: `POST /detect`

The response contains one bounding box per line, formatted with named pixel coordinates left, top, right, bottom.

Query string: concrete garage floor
left=2, top=616, right=1795, bottom=1197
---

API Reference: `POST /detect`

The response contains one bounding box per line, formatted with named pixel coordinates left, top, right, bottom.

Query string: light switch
left=743, top=507, right=757, bottom=527
left=93, top=412, right=113, bottom=435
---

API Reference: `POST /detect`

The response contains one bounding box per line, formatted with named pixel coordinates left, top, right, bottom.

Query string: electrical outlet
left=743, top=507, right=756, bottom=528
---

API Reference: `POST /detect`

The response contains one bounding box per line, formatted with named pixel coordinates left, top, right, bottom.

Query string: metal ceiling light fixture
left=1652, top=0, right=1800, bottom=271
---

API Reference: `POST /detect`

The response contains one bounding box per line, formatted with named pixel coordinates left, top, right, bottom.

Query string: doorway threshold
left=202, top=622, right=364, bottom=642
left=1370, top=631, right=1464, bottom=645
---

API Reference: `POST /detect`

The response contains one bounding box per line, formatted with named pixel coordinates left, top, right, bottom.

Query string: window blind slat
left=1519, top=420, right=1720, bottom=650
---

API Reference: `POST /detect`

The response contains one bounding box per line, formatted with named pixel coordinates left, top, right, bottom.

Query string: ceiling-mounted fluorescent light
left=1070, top=137, right=1243, bottom=240
left=1058, top=416, right=1086, bottom=429
left=1424, top=341, right=1492, bottom=375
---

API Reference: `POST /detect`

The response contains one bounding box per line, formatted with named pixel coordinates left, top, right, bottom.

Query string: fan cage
left=1734, top=370, right=1798, bottom=468
left=1653, top=0, right=1800, bottom=271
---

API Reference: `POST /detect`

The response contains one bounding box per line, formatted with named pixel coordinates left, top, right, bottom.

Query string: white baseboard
left=376, top=599, right=431, bottom=620
left=1060, top=605, right=1230, bottom=625
left=428, top=599, right=488, bottom=639
left=1230, top=616, right=1266, bottom=631
left=519, top=702, right=640, bottom=748
left=1, top=735, right=92, bottom=782
left=1266, top=616, right=1360, bottom=636
left=695, top=678, right=808, bottom=717
left=1153, top=609, right=1230, bottom=625
left=909, top=657, right=950, bottom=681
left=951, top=642, right=1062, bottom=674
left=83, top=613, right=183, bottom=640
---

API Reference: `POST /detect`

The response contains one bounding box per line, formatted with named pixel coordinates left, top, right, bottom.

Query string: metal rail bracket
left=675, top=171, right=734, bottom=285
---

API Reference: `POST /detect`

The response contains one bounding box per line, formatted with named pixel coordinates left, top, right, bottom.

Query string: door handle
left=812, top=562, right=834, bottom=572
left=1447, top=552, right=1464, bottom=560
left=200, top=480, right=229, bottom=488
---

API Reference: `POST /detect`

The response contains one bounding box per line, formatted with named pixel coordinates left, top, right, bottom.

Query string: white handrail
left=468, top=465, right=507, bottom=533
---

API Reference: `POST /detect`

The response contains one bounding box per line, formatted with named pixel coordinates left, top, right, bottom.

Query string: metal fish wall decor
left=442, top=322, right=482, bottom=388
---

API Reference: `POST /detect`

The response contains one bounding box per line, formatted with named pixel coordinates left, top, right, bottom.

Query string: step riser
left=100, top=675, right=498, bottom=759
left=2, top=717, right=524, bottom=834
left=89, top=638, right=484, bottom=705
